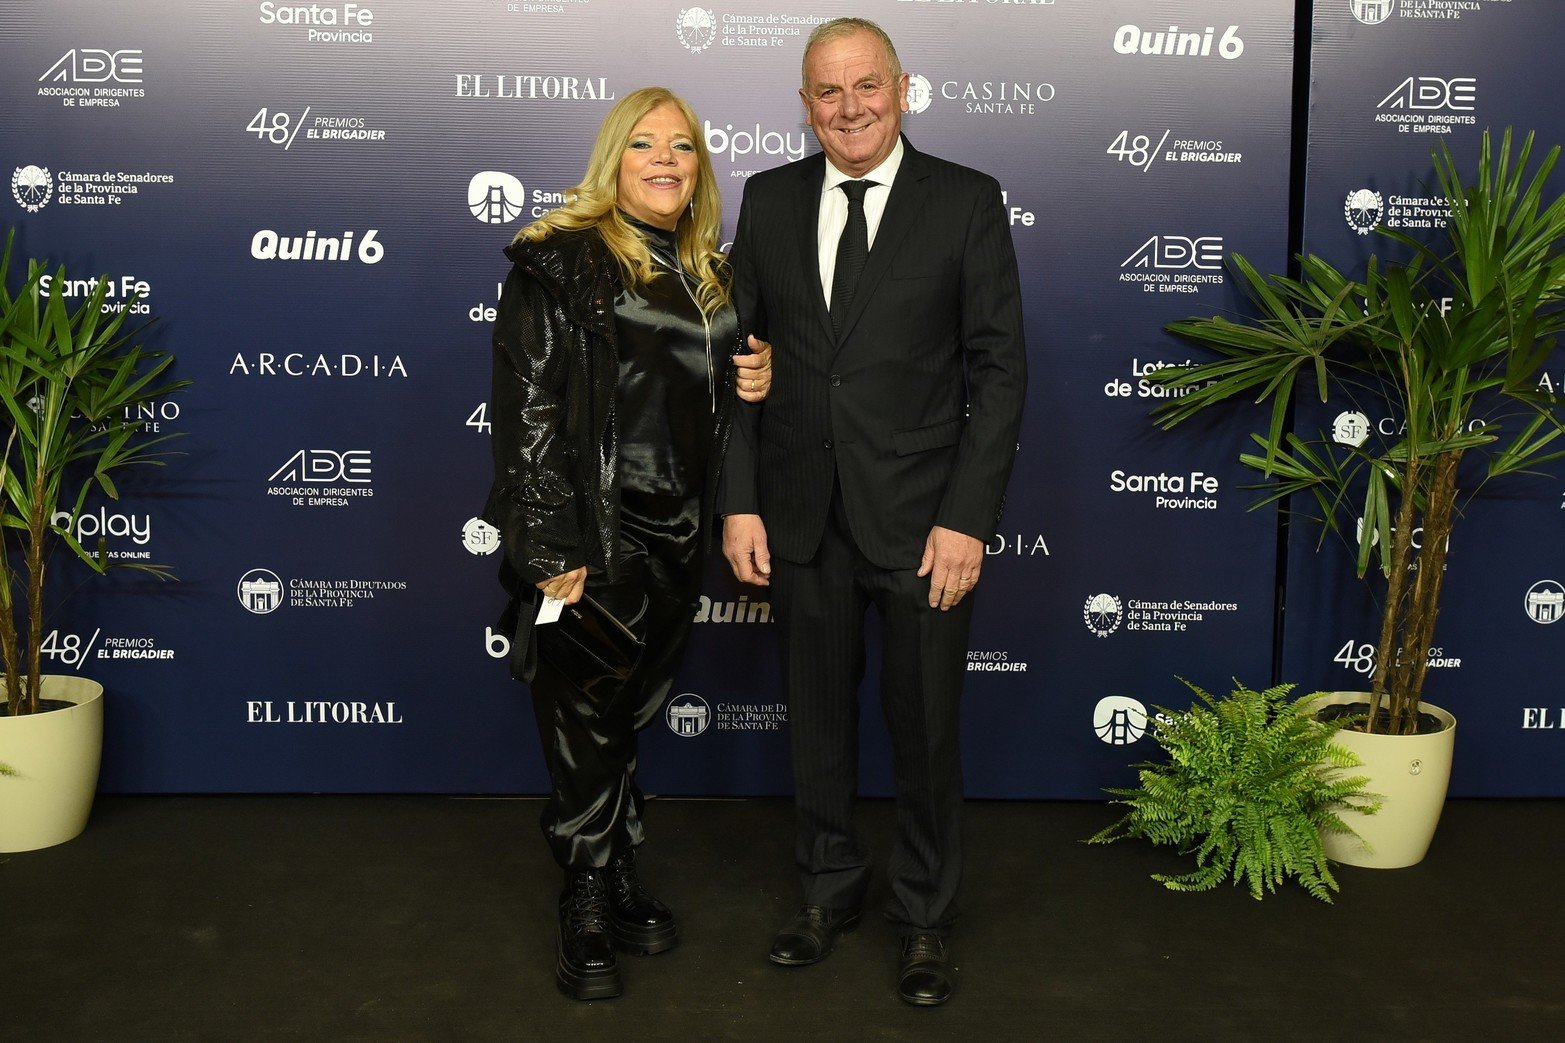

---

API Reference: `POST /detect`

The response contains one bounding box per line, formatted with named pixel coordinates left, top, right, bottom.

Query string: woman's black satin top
left=613, top=216, right=739, bottom=497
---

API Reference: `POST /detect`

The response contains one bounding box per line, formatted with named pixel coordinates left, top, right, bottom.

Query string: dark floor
left=4, top=797, right=1563, bottom=1041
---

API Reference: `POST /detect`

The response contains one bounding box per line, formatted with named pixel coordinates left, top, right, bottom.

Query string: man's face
left=800, top=31, right=909, bottom=178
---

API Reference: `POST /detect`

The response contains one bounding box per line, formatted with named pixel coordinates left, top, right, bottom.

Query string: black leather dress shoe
left=898, top=933, right=954, bottom=1006
left=605, top=849, right=678, bottom=955
left=768, top=905, right=861, bottom=966
left=556, top=869, right=622, bottom=1001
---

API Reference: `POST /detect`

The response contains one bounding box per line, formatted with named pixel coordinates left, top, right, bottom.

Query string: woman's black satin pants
left=528, top=488, right=705, bottom=870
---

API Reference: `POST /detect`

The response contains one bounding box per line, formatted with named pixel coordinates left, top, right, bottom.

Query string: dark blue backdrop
left=13, top=1, right=1552, bottom=799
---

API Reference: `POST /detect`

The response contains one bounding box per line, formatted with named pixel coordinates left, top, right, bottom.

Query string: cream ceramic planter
left=1316, top=691, right=1455, bottom=870
left=0, top=675, right=105, bottom=853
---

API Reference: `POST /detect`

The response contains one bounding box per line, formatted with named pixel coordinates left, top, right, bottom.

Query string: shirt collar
left=822, top=136, right=904, bottom=196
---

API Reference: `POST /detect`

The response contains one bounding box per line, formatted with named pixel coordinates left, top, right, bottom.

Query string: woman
left=481, top=87, right=771, bottom=1001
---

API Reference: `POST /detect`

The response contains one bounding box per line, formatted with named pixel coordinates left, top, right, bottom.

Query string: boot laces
left=567, top=874, right=609, bottom=926
left=611, top=852, right=652, bottom=901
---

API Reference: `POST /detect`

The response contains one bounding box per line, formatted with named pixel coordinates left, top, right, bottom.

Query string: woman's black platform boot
left=606, top=849, right=679, bottom=955
left=556, top=869, right=622, bottom=1000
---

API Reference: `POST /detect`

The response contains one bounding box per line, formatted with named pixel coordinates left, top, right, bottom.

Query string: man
left=719, top=17, right=1027, bottom=1008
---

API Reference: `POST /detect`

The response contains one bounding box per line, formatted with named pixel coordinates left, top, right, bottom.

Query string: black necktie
left=830, top=179, right=876, bottom=335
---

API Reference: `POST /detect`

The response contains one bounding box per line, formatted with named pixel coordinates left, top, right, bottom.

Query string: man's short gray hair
left=801, top=17, right=902, bottom=89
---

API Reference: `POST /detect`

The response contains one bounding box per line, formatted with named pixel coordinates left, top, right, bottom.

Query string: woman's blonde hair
left=518, top=86, right=729, bottom=316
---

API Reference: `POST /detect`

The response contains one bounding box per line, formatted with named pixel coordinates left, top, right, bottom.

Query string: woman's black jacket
left=481, top=226, right=737, bottom=605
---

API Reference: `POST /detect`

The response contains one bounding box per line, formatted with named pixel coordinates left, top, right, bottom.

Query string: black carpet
left=4, top=796, right=1563, bottom=1041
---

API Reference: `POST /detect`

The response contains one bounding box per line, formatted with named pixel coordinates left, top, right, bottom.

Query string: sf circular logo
left=1344, top=188, right=1383, bottom=236
left=1332, top=411, right=1372, bottom=447
left=905, top=73, right=933, bottom=115
left=468, top=171, right=525, bottom=224
left=1093, top=696, right=1149, bottom=745
left=461, top=517, right=501, bottom=556
left=238, top=569, right=286, bottom=614
left=666, top=693, right=711, bottom=736
left=11, top=165, right=53, bottom=213
left=1350, top=0, right=1396, bottom=25
left=1083, top=593, right=1123, bottom=638
left=1523, top=580, right=1564, bottom=625
left=675, top=8, right=717, bottom=54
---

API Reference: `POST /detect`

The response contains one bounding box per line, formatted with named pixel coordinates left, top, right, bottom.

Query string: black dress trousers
left=528, top=487, right=704, bottom=870
left=771, top=482, right=974, bottom=933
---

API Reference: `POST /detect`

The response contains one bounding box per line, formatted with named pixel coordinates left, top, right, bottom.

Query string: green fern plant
left=1089, top=681, right=1381, bottom=903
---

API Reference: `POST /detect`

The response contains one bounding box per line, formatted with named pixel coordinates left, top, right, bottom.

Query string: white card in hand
left=536, top=595, right=565, bottom=626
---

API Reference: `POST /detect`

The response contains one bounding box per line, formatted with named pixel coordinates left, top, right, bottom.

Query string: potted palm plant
left=0, top=228, right=187, bottom=852
left=1145, top=129, right=1565, bottom=867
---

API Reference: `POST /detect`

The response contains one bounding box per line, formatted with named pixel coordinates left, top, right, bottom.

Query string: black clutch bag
left=535, top=593, right=646, bottom=700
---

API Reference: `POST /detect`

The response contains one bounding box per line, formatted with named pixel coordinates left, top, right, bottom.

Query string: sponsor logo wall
left=1291, top=0, right=1565, bottom=795
left=5, top=0, right=1293, bottom=797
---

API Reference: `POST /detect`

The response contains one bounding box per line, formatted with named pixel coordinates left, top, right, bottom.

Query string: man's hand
left=917, top=526, right=983, bottom=611
left=734, top=335, right=773, bottom=402
left=723, top=513, right=772, bottom=586
left=536, top=566, right=587, bottom=605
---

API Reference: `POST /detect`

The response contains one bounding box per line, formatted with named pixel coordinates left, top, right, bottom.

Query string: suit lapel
left=834, top=140, right=930, bottom=349
left=793, top=156, right=835, bottom=345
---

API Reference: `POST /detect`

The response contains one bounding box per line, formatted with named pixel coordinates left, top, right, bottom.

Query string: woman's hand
left=536, top=566, right=588, bottom=605
left=734, top=334, right=773, bottom=402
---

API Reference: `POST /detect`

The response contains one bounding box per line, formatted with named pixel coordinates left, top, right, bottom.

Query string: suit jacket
left=718, top=137, right=1027, bottom=569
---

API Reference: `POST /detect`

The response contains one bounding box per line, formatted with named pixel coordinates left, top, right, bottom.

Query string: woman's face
left=616, top=102, right=699, bottom=231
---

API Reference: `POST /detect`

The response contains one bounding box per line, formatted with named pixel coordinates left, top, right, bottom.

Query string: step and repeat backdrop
left=1286, top=0, right=1565, bottom=796
left=11, top=0, right=1310, bottom=798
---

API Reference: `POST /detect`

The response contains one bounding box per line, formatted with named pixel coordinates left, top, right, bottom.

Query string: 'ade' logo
left=39, top=49, right=143, bottom=83
left=1378, top=77, right=1476, bottom=112
left=1121, top=236, right=1224, bottom=270
left=269, top=450, right=371, bottom=483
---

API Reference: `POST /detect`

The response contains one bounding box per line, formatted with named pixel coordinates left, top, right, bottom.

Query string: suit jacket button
left=823, top=440, right=833, bottom=450
left=830, top=374, right=842, bottom=387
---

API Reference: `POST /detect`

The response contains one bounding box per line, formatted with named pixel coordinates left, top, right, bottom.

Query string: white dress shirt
left=817, top=137, right=905, bottom=306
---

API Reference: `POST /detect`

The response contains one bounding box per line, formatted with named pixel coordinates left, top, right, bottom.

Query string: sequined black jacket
left=481, top=227, right=736, bottom=593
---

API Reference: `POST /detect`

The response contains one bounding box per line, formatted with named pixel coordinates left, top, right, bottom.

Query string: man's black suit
left=721, top=137, right=1026, bottom=932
